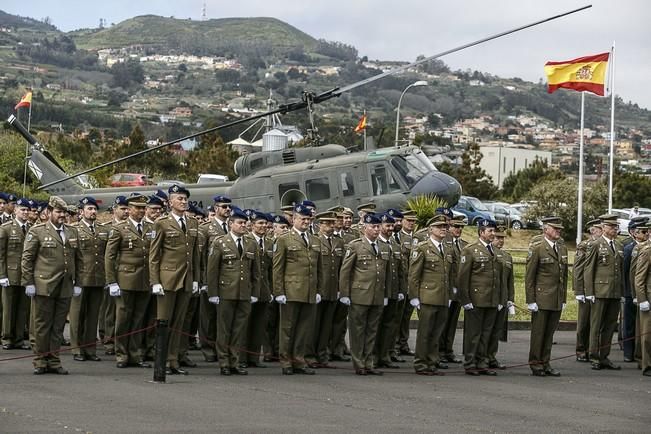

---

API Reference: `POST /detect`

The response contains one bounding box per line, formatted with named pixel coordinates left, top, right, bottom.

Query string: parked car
left=484, top=202, right=527, bottom=230
left=110, top=173, right=150, bottom=187
left=452, top=195, right=495, bottom=226
left=197, top=173, right=229, bottom=184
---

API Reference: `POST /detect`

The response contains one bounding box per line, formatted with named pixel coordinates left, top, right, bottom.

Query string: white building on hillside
left=480, top=146, right=552, bottom=188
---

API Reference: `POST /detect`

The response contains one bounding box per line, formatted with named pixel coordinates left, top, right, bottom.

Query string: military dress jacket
left=408, top=238, right=452, bottom=306
left=73, top=221, right=110, bottom=287
left=572, top=238, right=593, bottom=297
left=338, top=238, right=391, bottom=306
left=317, top=233, right=344, bottom=301
left=272, top=229, right=321, bottom=303
left=630, top=241, right=648, bottom=300
left=149, top=214, right=200, bottom=292
left=245, top=233, right=273, bottom=302
left=525, top=239, right=568, bottom=311
left=380, top=236, right=406, bottom=300
left=198, top=218, right=227, bottom=287
left=21, top=222, right=77, bottom=297
left=207, top=234, right=260, bottom=301
left=498, top=248, right=515, bottom=303
left=105, top=220, right=154, bottom=291
left=457, top=240, right=501, bottom=308
left=583, top=236, right=624, bottom=299
left=0, top=219, right=29, bottom=285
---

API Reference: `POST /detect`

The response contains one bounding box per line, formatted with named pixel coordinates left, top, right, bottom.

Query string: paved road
left=1, top=330, right=649, bottom=433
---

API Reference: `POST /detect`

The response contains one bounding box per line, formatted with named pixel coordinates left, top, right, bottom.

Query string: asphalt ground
left=1, top=329, right=649, bottom=433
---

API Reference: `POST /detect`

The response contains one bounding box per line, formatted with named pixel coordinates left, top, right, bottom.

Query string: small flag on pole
left=354, top=114, right=367, bottom=133
left=15, top=91, right=32, bottom=110
left=544, top=53, right=609, bottom=96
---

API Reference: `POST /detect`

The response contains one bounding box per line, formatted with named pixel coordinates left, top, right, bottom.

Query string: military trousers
left=141, top=295, right=157, bottom=359
left=640, top=309, right=651, bottom=374
left=463, top=306, right=497, bottom=370
left=2, top=285, right=28, bottom=346
left=31, top=290, right=71, bottom=369
left=487, top=306, right=508, bottom=364
left=348, top=303, right=383, bottom=370
left=308, top=299, right=337, bottom=364
left=374, top=298, right=401, bottom=365
left=69, top=286, right=103, bottom=357
left=396, top=299, right=414, bottom=353
left=264, top=302, right=280, bottom=360
left=329, top=302, right=349, bottom=357
left=99, top=289, right=116, bottom=351
left=156, top=289, right=191, bottom=367
left=240, top=300, right=270, bottom=364
left=199, top=291, right=218, bottom=360
left=115, top=291, right=151, bottom=364
left=414, top=304, right=448, bottom=372
left=575, top=300, right=591, bottom=354
left=178, top=293, right=200, bottom=361
left=439, top=299, right=462, bottom=358
left=279, top=301, right=315, bottom=369
left=217, top=299, right=252, bottom=369
left=528, top=309, right=561, bottom=372
left=589, top=298, right=620, bottom=363
left=634, top=309, right=642, bottom=363
left=622, top=296, right=637, bottom=360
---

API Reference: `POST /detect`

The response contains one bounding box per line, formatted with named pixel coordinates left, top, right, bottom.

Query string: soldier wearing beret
left=149, top=184, right=200, bottom=375
left=69, top=197, right=109, bottom=362
left=408, top=214, right=452, bottom=375
left=487, top=225, right=513, bottom=370
left=0, top=193, right=17, bottom=224
left=22, top=196, right=81, bottom=375
left=351, top=203, right=377, bottom=237
left=0, top=198, right=31, bottom=350
left=458, top=218, right=501, bottom=376
left=329, top=206, right=354, bottom=362
left=633, top=222, right=651, bottom=376
left=395, top=210, right=418, bottom=360
left=339, top=213, right=391, bottom=375
left=583, top=214, right=624, bottom=370
left=525, top=218, right=568, bottom=376
left=573, top=219, right=603, bottom=362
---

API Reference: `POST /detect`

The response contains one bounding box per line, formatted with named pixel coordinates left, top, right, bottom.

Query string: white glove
left=397, top=293, right=405, bottom=301
left=108, top=283, right=121, bottom=297
left=452, top=287, right=458, bottom=295
left=339, top=296, right=351, bottom=306
left=200, top=285, right=208, bottom=293
left=620, top=297, right=626, bottom=303
left=73, top=286, right=82, bottom=297
left=633, top=298, right=638, bottom=304
left=463, top=303, right=474, bottom=310
left=585, top=295, right=595, bottom=303
left=336, top=291, right=340, bottom=299
left=497, top=304, right=503, bottom=311
left=639, top=301, right=650, bottom=312
left=410, top=298, right=420, bottom=309
left=251, top=296, right=258, bottom=304
left=448, top=299, right=452, bottom=307
left=562, top=303, right=566, bottom=311
left=192, top=281, right=199, bottom=295
left=25, top=285, right=36, bottom=297
left=507, top=301, right=514, bottom=308
left=576, top=295, right=586, bottom=303
left=275, top=295, right=287, bottom=304
left=152, top=284, right=164, bottom=296
left=383, top=297, right=388, bottom=306
left=527, top=303, right=539, bottom=312
left=269, top=294, right=274, bottom=303
left=508, top=305, right=516, bottom=315
left=208, top=296, right=220, bottom=305
left=315, top=293, right=321, bottom=304
left=0, top=277, right=9, bottom=287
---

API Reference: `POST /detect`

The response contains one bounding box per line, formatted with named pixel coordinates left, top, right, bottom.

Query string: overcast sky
left=3, top=0, right=651, bottom=109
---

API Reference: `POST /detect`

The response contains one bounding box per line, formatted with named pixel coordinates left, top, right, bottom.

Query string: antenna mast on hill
left=201, top=3, right=207, bottom=21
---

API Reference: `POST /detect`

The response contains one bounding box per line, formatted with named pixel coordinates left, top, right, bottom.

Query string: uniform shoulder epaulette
left=348, top=238, right=363, bottom=245
left=200, top=220, right=212, bottom=227
left=114, top=220, right=128, bottom=227
left=1, top=221, right=12, bottom=227
left=98, top=221, right=112, bottom=227
left=530, top=239, right=543, bottom=247
left=31, top=222, right=46, bottom=229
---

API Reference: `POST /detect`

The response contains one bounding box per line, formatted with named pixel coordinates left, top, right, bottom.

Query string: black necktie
left=487, top=244, right=494, bottom=256
left=137, top=223, right=143, bottom=237
left=609, top=240, right=615, bottom=254
left=179, top=217, right=186, bottom=233
left=259, top=238, right=264, bottom=250
left=222, top=222, right=227, bottom=234
left=372, top=242, right=378, bottom=257
left=553, top=243, right=558, bottom=256
left=21, top=224, right=26, bottom=235
left=394, top=232, right=400, bottom=244
left=455, top=239, right=460, bottom=252
left=327, top=237, right=333, bottom=250
left=301, top=233, right=309, bottom=248
left=56, top=229, right=64, bottom=242
left=89, top=225, right=95, bottom=235
left=438, top=243, right=444, bottom=258
left=237, top=238, right=243, bottom=257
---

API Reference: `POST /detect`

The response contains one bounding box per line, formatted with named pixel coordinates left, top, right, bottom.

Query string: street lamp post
left=394, top=80, right=428, bottom=147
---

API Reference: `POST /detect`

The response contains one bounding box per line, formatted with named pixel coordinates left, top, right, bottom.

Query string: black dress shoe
left=624, top=357, right=634, bottom=363
left=591, top=363, right=602, bottom=370
left=49, top=367, right=69, bottom=375
left=204, top=355, right=218, bottom=363
left=544, top=368, right=561, bottom=377
left=390, top=355, right=406, bottom=363
left=531, top=370, right=546, bottom=377
left=86, top=355, right=102, bottom=362
left=643, top=369, right=651, bottom=377
left=293, top=367, right=316, bottom=375
left=18, top=344, right=31, bottom=350
left=179, top=358, right=197, bottom=368
left=479, top=369, right=497, bottom=376
left=2, top=343, right=14, bottom=350
left=366, top=369, right=383, bottom=376
left=330, top=354, right=351, bottom=362
left=105, top=349, right=115, bottom=356
left=281, top=367, right=294, bottom=375
left=136, top=361, right=152, bottom=368
left=307, top=361, right=321, bottom=369
left=489, top=361, right=506, bottom=370
left=576, top=354, right=589, bottom=362
left=444, top=355, right=463, bottom=364
left=33, top=367, right=47, bottom=375
left=465, top=369, right=480, bottom=376
left=416, top=369, right=435, bottom=376
left=602, top=362, right=621, bottom=370
left=238, top=362, right=249, bottom=369
left=231, top=367, right=248, bottom=375
left=248, top=361, right=267, bottom=368
left=400, top=349, right=415, bottom=356
left=61, top=340, right=70, bottom=346
left=73, top=354, right=86, bottom=362
left=116, top=361, right=129, bottom=368
left=436, top=361, right=449, bottom=370
left=166, top=367, right=189, bottom=375
left=263, top=356, right=276, bottom=363
left=220, top=367, right=232, bottom=376
left=378, top=362, right=400, bottom=369
left=355, top=368, right=367, bottom=376
left=143, top=354, right=154, bottom=362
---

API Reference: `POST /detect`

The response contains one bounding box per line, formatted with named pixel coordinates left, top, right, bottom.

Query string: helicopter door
left=369, top=163, right=401, bottom=196
left=304, top=173, right=335, bottom=209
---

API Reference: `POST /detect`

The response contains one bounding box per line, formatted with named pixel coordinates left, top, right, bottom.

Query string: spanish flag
left=544, top=53, right=609, bottom=96
left=15, top=91, right=32, bottom=110
left=354, top=114, right=367, bottom=133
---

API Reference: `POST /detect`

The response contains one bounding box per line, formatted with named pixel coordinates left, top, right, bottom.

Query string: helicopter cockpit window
left=390, top=154, right=430, bottom=188
left=370, top=164, right=401, bottom=196
left=305, top=177, right=331, bottom=201
left=340, top=172, right=355, bottom=197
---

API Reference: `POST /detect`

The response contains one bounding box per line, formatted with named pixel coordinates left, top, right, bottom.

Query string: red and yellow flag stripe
left=544, top=52, right=609, bottom=96
left=15, top=91, right=32, bottom=110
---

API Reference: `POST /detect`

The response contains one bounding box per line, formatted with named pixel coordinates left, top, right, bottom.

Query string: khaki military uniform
left=21, top=222, right=77, bottom=369
left=105, top=219, right=154, bottom=364
left=0, top=219, right=30, bottom=348
left=408, top=238, right=452, bottom=372
left=583, top=236, right=624, bottom=364
left=630, top=241, right=647, bottom=364
left=98, top=220, right=124, bottom=354
left=208, top=233, right=260, bottom=369
left=573, top=238, right=593, bottom=357
left=272, top=229, right=321, bottom=370
left=486, top=247, right=512, bottom=366
left=149, top=214, right=200, bottom=368
left=263, top=234, right=281, bottom=361
left=396, top=230, right=418, bottom=355
left=458, top=240, right=501, bottom=371
left=329, top=229, right=357, bottom=359
left=69, top=221, right=109, bottom=358
left=339, top=238, right=391, bottom=371
left=525, top=238, right=568, bottom=373
left=197, top=218, right=227, bottom=361
left=633, top=243, right=651, bottom=374
left=439, top=236, right=466, bottom=361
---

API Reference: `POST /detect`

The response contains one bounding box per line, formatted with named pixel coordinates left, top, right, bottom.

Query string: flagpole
left=607, top=41, right=616, bottom=213
left=576, top=91, right=585, bottom=245
left=363, top=110, right=367, bottom=150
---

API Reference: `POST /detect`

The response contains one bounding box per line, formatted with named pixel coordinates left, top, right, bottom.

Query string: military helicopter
left=7, top=5, right=590, bottom=212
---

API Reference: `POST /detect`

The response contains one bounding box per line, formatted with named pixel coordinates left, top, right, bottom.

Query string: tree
left=110, top=59, right=145, bottom=89
left=499, top=159, right=562, bottom=202
left=613, top=172, right=651, bottom=208
left=437, top=142, right=497, bottom=199
left=185, top=131, right=239, bottom=180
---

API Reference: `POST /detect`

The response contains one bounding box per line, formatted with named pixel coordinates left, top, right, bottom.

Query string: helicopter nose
left=410, top=171, right=462, bottom=206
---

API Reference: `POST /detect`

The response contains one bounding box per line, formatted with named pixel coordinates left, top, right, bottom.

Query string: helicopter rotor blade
left=13, top=4, right=591, bottom=191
